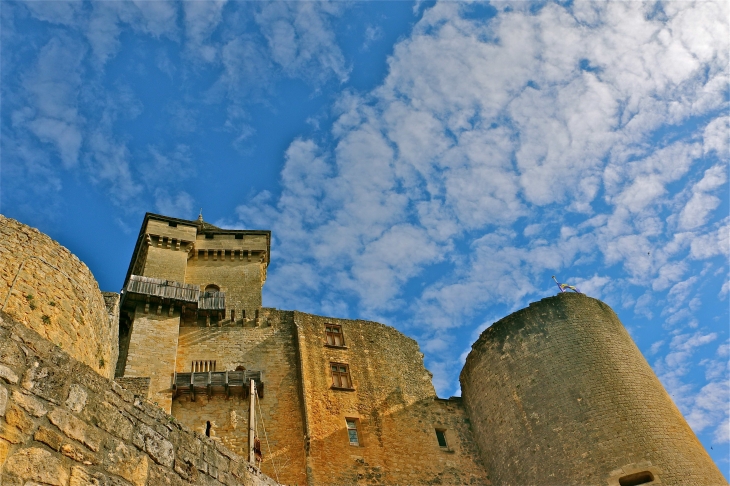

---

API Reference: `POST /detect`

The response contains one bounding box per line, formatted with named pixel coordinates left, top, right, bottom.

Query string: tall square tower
left=116, top=213, right=270, bottom=411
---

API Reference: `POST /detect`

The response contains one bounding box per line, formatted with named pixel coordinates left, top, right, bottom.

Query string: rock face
left=0, top=215, right=118, bottom=380
left=460, top=292, right=727, bottom=486
left=0, top=314, right=279, bottom=486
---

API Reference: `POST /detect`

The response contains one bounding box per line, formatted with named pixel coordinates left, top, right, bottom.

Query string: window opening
left=435, top=429, right=448, bottom=448
left=235, top=365, right=246, bottom=371
left=168, top=222, right=177, bottom=227
left=205, top=421, right=211, bottom=437
left=325, top=324, right=344, bottom=346
left=204, top=284, right=220, bottom=293
left=331, top=363, right=352, bottom=389
left=619, top=472, right=655, bottom=486
left=205, top=234, right=214, bottom=239
left=346, top=419, right=360, bottom=446
left=231, top=309, right=235, bottom=321
left=235, top=234, right=243, bottom=239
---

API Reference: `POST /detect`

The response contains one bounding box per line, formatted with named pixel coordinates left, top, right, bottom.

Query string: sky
left=1, top=0, right=728, bottom=476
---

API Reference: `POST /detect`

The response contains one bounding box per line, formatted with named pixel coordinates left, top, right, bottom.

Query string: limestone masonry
left=0, top=212, right=725, bottom=486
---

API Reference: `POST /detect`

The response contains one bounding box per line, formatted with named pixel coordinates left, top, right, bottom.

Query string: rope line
left=253, top=381, right=280, bottom=484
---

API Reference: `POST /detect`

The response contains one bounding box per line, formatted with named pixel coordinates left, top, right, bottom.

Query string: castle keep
left=0, top=212, right=725, bottom=485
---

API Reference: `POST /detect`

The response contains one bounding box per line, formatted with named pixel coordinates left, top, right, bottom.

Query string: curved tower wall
left=0, top=215, right=118, bottom=379
left=460, top=293, right=725, bottom=486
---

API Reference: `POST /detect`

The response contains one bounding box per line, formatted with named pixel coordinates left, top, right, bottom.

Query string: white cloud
left=254, top=2, right=349, bottom=83
left=237, top=2, right=729, bottom=336
left=19, top=35, right=86, bottom=168
left=679, top=163, right=728, bottom=228
left=183, top=0, right=226, bottom=62
left=154, top=189, right=194, bottom=220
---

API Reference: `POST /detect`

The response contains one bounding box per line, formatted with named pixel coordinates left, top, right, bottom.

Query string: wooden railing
left=172, top=370, right=263, bottom=401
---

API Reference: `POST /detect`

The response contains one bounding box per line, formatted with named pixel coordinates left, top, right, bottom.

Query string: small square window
left=325, top=324, right=345, bottom=347
left=330, top=362, right=353, bottom=389
left=346, top=419, right=360, bottom=446
left=435, top=429, right=448, bottom=448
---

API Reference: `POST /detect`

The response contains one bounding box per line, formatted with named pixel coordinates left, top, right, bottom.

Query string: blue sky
left=1, top=0, right=728, bottom=475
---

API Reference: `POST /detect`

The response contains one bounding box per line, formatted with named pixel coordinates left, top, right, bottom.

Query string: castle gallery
left=0, top=213, right=725, bottom=486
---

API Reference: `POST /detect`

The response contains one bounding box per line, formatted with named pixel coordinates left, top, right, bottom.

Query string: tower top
left=121, top=212, right=271, bottom=291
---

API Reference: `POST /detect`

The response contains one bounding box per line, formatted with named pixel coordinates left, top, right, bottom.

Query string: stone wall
left=172, top=310, right=307, bottom=486
left=460, top=292, right=726, bottom=486
left=0, top=215, right=118, bottom=381
left=293, top=311, right=488, bottom=485
left=142, top=246, right=189, bottom=283
left=0, top=312, right=278, bottom=486
left=184, top=259, right=264, bottom=321
left=123, top=304, right=181, bottom=414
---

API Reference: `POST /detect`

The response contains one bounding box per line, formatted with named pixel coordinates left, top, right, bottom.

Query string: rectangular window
left=346, top=419, right=360, bottom=446
left=168, top=222, right=177, bottom=227
left=435, top=429, right=448, bottom=448
left=330, top=363, right=352, bottom=389
left=235, top=234, right=243, bottom=239
left=325, top=324, right=345, bottom=347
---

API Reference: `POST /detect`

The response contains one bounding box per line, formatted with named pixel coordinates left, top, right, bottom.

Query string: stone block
left=66, top=384, right=87, bottom=413
left=34, top=425, right=65, bottom=451
left=48, top=407, right=103, bottom=452
left=132, top=424, right=174, bottom=468
left=21, top=362, right=71, bottom=405
left=0, top=365, right=19, bottom=385
left=11, top=390, right=47, bottom=417
left=4, top=403, right=36, bottom=434
left=103, top=438, right=150, bottom=486
left=82, top=400, right=133, bottom=442
left=3, top=447, right=70, bottom=486
left=0, top=386, right=8, bottom=416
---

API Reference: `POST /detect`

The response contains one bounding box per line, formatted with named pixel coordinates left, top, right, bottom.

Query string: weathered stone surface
left=0, top=386, right=8, bottom=416
left=0, top=340, right=26, bottom=369
left=48, top=407, right=103, bottom=452
left=34, top=425, right=64, bottom=451
left=4, top=403, right=36, bottom=434
left=66, top=384, right=87, bottom=413
left=0, top=215, right=119, bottom=381
left=21, top=362, right=71, bottom=404
left=61, top=442, right=97, bottom=465
left=0, top=365, right=19, bottom=385
left=104, top=439, right=150, bottom=486
left=12, top=390, right=47, bottom=417
left=4, top=447, right=69, bottom=486
left=461, top=293, right=728, bottom=486
left=70, top=465, right=133, bottom=486
left=0, top=218, right=280, bottom=486
left=82, top=400, right=133, bottom=442
left=132, top=424, right=174, bottom=468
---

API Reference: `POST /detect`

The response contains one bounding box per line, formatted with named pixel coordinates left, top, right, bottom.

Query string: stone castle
left=0, top=212, right=725, bottom=485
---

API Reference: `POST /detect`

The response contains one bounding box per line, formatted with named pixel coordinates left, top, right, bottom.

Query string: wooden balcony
left=172, top=370, right=263, bottom=401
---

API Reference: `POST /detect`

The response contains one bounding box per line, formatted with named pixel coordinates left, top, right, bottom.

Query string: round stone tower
left=460, top=292, right=725, bottom=486
left=0, top=215, right=118, bottom=379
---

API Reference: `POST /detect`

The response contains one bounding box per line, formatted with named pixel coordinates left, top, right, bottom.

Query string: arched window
left=235, top=365, right=246, bottom=371
left=205, top=284, right=220, bottom=293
